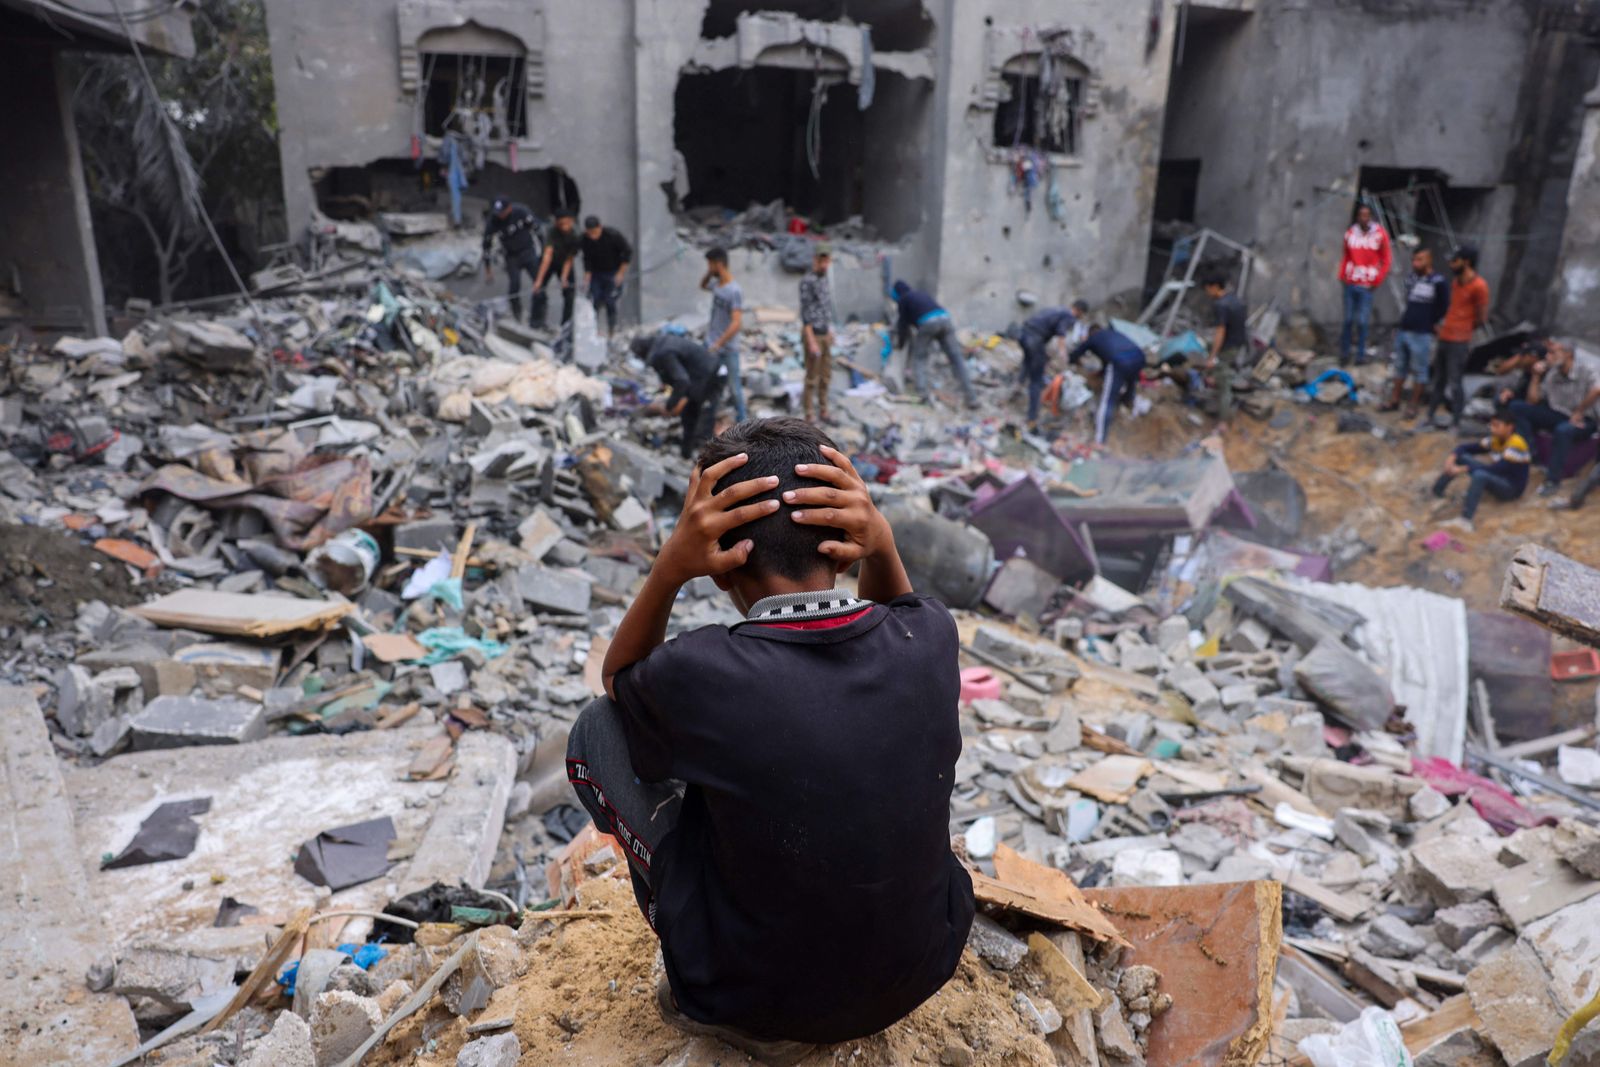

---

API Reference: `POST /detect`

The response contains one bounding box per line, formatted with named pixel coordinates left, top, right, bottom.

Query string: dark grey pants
left=566, top=697, right=683, bottom=926
left=910, top=316, right=977, bottom=405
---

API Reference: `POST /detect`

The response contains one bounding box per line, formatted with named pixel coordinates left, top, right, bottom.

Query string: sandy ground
left=368, top=875, right=1055, bottom=1067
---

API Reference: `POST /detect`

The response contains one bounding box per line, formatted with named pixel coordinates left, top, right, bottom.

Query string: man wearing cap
left=531, top=211, right=581, bottom=335
left=581, top=214, right=634, bottom=337
left=482, top=198, right=544, bottom=323
left=798, top=245, right=836, bottom=423
left=1426, top=245, right=1490, bottom=428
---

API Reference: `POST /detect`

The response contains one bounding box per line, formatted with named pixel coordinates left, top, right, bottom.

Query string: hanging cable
left=806, top=49, right=828, bottom=181
left=107, top=0, right=260, bottom=319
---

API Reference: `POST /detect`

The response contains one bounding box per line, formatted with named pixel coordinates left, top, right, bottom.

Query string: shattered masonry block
left=128, top=695, right=266, bottom=750
left=112, top=943, right=238, bottom=1012
left=967, top=914, right=1027, bottom=971
left=516, top=565, right=592, bottom=616
left=393, top=518, right=457, bottom=552
left=1407, top=833, right=1499, bottom=907
left=516, top=508, right=564, bottom=560
left=1118, top=643, right=1162, bottom=675
left=457, top=1032, right=522, bottom=1067
left=1360, top=914, right=1428, bottom=959
left=1435, top=900, right=1506, bottom=950
left=1228, top=617, right=1272, bottom=654
left=242, top=1009, right=314, bottom=1067
left=310, top=990, right=381, bottom=1067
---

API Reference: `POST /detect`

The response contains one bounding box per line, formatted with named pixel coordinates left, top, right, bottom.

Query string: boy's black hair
left=1490, top=407, right=1516, bottom=426
left=696, top=418, right=846, bottom=582
left=706, top=247, right=730, bottom=266
left=583, top=214, right=601, bottom=230
left=1201, top=271, right=1229, bottom=290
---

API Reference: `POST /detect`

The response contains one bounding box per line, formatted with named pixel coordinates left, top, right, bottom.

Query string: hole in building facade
left=312, top=160, right=578, bottom=221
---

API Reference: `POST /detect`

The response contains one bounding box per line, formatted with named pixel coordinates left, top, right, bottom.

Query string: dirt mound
left=0, top=524, right=138, bottom=631
left=368, top=876, right=1055, bottom=1067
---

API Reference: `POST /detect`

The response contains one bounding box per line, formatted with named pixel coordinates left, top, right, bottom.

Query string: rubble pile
left=0, top=267, right=1597, bottom=1067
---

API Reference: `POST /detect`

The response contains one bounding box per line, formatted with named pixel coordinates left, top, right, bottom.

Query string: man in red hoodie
left=1337, top=204, right=1393, bottom=367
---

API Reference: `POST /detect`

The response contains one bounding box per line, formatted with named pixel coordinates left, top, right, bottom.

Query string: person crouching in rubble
left=1068, top=316, right=1148, bottom=446
left=566, top=417, right=975, bottom=1065
left=1018, top=300, right=1088, bottom=430
left=631, top=331, right=727, bottom=459
left=1430, top=407, right=1531, bottom=533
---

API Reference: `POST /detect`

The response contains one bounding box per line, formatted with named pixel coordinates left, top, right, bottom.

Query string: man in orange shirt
left=1426, top=245, right=1490, bottom=429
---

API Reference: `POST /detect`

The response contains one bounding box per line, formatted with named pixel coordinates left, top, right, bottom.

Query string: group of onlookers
left=1333, top=203, right=1600, bottom=529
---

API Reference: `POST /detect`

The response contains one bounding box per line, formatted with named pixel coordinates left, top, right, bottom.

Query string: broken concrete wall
left=0, top=45, right=108, bottom=336
left=1553, top=75, right=1600, bottom=340
left=263, top=0, right=639, bottom=286
left=933, top=0, right=1175, bottom=324
left=1161, top=0, right=1535, bottom=329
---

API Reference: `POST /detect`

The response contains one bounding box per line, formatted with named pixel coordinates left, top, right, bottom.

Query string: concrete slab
left=0, top=686, right=139, bottom=1067
left=65, top=730, right=515, bottom=949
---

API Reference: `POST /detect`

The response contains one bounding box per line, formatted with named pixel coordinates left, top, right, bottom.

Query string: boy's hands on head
left=655, top=452, right=780, bottom=587
left=785, top=446, right=891, bottom=570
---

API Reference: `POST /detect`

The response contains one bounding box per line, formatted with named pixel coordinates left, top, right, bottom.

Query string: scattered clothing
left=571, top=592, right=975, bottom=1045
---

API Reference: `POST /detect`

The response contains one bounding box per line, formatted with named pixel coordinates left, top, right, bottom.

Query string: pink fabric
left=1410, top=756, right=1555, bottom=834
left=959, top=667, right=1003, bottom=703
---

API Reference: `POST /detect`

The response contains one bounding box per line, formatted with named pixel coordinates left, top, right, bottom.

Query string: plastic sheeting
left=1294, top=579, right=1469, bottom=763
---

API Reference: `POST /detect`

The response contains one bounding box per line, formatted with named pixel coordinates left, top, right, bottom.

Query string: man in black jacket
left=481, top=198, right=543, bottom=323
left=581, top=215, right=633, bottom=337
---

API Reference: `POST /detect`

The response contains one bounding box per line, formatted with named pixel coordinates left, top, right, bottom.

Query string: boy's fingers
left=698, top=452, right=749, bottom=489
left=710, top=499, right=780, bottom=532
left=818, top=445, right=865, bottom=482
left=817, top=540, right=864, bottom=562
left=783, top=485, right=849, bottom=507
left=708, top=540, right=754, bottom=573
left=791, top=507, right=842, bottom=526
left=713, top=474, right=780, bottom=506
left=791, top=461, right=853, bottom=488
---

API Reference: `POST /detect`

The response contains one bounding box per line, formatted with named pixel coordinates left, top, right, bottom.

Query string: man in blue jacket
left=1382, top=248, right=1451, bottom=418
left=1069, top=320, right=1148, bottom=445
left=891, top=281, right=977, bottom=409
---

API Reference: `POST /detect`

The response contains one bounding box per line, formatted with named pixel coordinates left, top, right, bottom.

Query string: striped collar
left=734, top=590, right=872, bottom=628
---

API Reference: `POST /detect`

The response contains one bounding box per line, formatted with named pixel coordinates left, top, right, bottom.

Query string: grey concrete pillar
left=1553, top=78, right=1600, bottom=340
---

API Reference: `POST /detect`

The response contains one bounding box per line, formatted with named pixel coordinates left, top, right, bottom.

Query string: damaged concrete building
left=0, top=0, right=196, bottom=336
left=262, top=0, right=1600, bottom=332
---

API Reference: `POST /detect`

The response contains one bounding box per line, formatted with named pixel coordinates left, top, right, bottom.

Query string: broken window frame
left=418, top=48, right=531, bottom=142
left=992, top=51, right=1088, bottom=160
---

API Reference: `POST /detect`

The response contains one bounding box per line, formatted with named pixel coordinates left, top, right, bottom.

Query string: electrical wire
left=107, top=0, right=260, bottom=319
left=35, top=0, right=181, bottom=24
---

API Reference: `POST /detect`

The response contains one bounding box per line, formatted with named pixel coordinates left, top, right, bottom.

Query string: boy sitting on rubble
left=1430, top=407, right=1531, bottom=533
left=565, top=417, right=975, bottom=1064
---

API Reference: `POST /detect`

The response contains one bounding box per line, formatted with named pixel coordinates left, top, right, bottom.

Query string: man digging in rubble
left=630, top=329, right=727, bottom=459
left=566, top=417, right=975, bottom=1064
left=481, top=198, right=543, bottom=324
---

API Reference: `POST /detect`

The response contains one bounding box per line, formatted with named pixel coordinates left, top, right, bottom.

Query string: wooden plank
left=362, top=632, right=427, bottom=663
left=1275, top=945, right=1365, bottom=1024
left=1501, top=543, right=1600, bottom=647
left=1083, top=881, right=1282, bottom=1067
left=988, top=844, right=1129, bottom=947
left=1283, top=871, right=1369, bottom=923
left=131, top=590, right=351, bottom=637
left=201, top=908, right=311, bottom=1033
left=1401, top=994, right=1482, bottom=1056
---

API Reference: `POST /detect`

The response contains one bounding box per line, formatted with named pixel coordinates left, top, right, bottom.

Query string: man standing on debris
left=1069, top=317, right=1148, bottom=446
left=1508, top=339, right=1600, bottom=497
left=1202, top=272, right=1249, bottom=423
left=1382, top=247, right=1450, bottom=418
left=581, top=214, right=633, bottom=338
left=703, top=247, right=747, bottom=422
left=798, top=244, right=836, bottom=424
left=481, top=198, right=543, bottom=324
left=891, top=280, right=978, bottom=410
left=1426, top=245, right=1490, bottom=428
left=1018, top=301, right=1087, bottom=429
left=531, top=211, right=581, bottom=335
left=566, top=418, right=974, bottom=1064
left=630, top=330, right=726, bottom=459
left=1336, top=204, right=1393, bottom=366
left=1431, top=407, right=1531, bottom=532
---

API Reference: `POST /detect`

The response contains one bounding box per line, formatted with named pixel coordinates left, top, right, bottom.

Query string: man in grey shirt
left=1509, top=339, right=1600, bottom=496
left=703, top=247, right=746, bottom=422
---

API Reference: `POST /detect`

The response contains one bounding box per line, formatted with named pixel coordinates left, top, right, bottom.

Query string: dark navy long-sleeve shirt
left=1022, top=307, right=1079, bottom=341
left=482, top=203, right=541, bottom=260
left=892, top=283, right=944, bottom=349
left=1069, top=328, right=1147, bottom=372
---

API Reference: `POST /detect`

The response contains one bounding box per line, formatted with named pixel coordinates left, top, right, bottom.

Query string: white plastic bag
left=1299, top=1007, right=1414, bottom=1067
